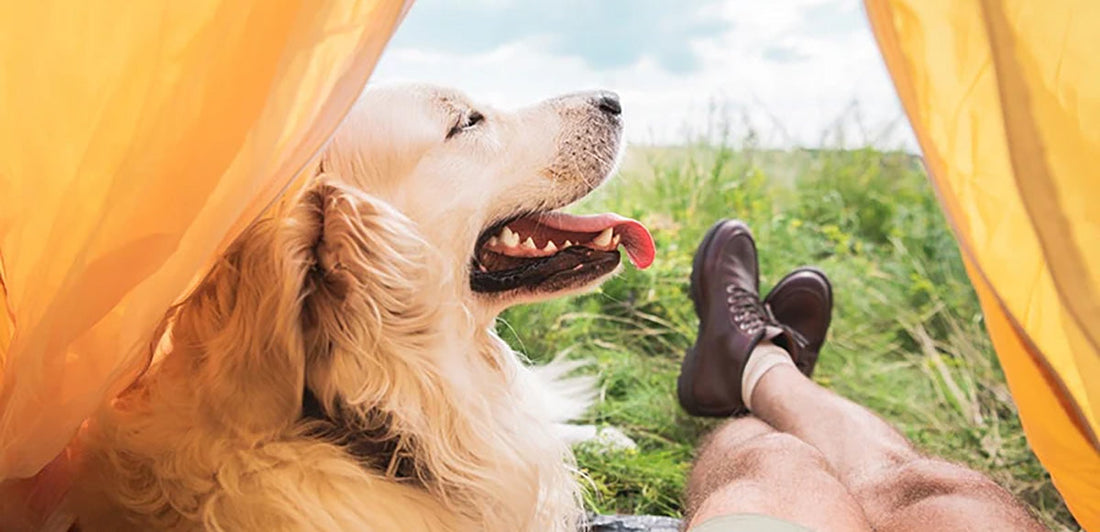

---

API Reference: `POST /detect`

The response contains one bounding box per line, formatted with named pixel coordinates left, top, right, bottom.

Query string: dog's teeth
left=522, top=237, right=537, bottom=249
left=488, top=236, right=500, bottom=247
left=478, top=264, right=487, bottom=272
left=593, top=228, right=614, bottom=247
left=612, top=234, right=621, bottom=247
left=563, top=240, right=573, bottom=248
left=543, top=241, right=558, bottom=253
left=500, top=226, right=519, bottom=247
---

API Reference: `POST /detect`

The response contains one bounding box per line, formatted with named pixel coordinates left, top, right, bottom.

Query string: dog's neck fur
left=296, top=294, right=502, bottom=481
left=305, top=300, right=578, bottom=529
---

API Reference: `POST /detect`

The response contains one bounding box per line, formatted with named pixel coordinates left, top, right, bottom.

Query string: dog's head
left=160, top=85, right=656, bottom=435
left=320, top=84, right=654, bottom=318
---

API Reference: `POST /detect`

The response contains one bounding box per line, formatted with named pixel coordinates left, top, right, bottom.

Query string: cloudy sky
left=371, top=0, right=916, bottom=150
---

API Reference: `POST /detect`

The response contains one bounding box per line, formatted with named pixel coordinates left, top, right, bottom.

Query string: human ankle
left=741, top=340, right=795, bottom=410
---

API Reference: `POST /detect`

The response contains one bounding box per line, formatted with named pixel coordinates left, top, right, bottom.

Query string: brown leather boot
left=763, top=267, right=833, bottom=378
left=678, top=220, right=803, bottom=417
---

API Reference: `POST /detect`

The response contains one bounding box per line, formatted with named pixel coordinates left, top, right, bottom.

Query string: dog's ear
left=297, top=178, right=439, bottom=417
left=168, top=177, right=437, bottom=437
left=169, top=196, right=321, bottom=438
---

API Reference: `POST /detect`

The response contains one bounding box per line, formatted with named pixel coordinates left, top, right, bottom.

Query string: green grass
left=497, top=142, right=1080, bottom=531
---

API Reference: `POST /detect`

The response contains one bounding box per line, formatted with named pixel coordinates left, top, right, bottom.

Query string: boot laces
left=725, top=285, right=769, bottom=332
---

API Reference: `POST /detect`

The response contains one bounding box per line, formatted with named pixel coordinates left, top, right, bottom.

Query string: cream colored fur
left=68, top=85, right=628, bottom=531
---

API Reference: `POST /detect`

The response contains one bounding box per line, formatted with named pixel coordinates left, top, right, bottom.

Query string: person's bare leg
left=684, top=416, right=872, bottom=532
left=751, top=363, right=1044, bottom=532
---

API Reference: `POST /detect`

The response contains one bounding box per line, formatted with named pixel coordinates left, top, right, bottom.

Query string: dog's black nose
left=596, top=93, right=621, bottom=116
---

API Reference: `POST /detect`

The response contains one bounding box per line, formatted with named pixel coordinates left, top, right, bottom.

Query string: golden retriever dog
left=66, top=85, right=655, bottom=531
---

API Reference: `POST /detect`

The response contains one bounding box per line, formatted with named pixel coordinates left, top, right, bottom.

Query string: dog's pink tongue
left=538, top=212, right=656, bottom=269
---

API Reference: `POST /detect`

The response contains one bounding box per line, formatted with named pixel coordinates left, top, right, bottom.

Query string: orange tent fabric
left=866, top=0, right=1100, bottom=527
left=0, top=0, right=410, bottom=490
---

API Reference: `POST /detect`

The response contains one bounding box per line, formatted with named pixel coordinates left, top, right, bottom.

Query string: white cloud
left=371, top=0, right=916, bottom=150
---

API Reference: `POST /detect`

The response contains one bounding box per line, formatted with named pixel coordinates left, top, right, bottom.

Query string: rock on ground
left=586, top=514, right=683, bottom=531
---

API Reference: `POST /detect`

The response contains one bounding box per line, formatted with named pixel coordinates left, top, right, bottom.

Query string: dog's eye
left=446, top=111, right=485, bottom=139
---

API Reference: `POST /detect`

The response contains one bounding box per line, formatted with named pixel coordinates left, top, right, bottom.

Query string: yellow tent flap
left=0, top=0, right=409, bottom=491
left=866, top=0, right=1100, bottom=527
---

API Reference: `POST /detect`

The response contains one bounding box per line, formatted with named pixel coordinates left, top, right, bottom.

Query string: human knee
left=714, top=432, right=829, bottom=482
left=864, top=459, right=1041, bottom=531
left=870, top=458, right=1013, bottom=512
left=690, top=431, right=819, bottom=498
left=686, top=432, right=834, bottom=524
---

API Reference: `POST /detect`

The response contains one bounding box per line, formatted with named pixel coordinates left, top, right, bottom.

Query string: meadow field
left=498, top=143, right=1080, bottom=531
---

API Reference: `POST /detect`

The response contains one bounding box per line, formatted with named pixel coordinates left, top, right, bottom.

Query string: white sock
left=741, top=337, right=795, bottom=411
